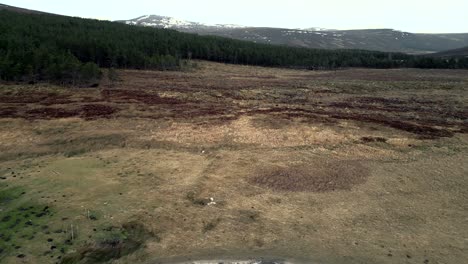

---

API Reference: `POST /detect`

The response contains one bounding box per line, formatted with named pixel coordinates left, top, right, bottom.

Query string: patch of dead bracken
left=250, top=161, right=369, bottom=192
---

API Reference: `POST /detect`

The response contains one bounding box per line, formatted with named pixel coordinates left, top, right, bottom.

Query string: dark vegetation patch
left=80, top=104, right=117, bottom=119
left=314, top=69, right=468, bottom=82
left=23, top=104, right=118, bottom=120
left=202, top=218, right=221, bottom=233
left=245, top=105, right=456, bottom=138
left=60, top=221, right=152, bottom=264
left=361, top=137, right=388, bottom=143
left=0, top=89, right=117, bottom=119
left=250, top=161, right=369, bottom=192
left=332, top=98, right=463, bottom=137
left=327, top=112, right=455, bottom=139
left=45, top=134, right=126, bottom=157
left=186, top=191, right=211, bottom=206
left=79, top=96, right=103, bottom=103
left=0, top=107, right=18, bottom=118
left=247, top=108, right=337, bottom=126
left=330, top=97, right=468, bottom=120
left=101, top=89, right=184, bottom=105
left=0, top=91, right=67, bottom=104
left=26, top=107, right=80, bottom=119
left=40, top=96, right=74, bottom=106
left=353, top=96, right=408, bottom=105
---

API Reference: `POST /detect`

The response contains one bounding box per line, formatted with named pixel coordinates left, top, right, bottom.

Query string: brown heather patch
left=101, top=89, right=184, bottom=105
left=330, top=97, right=468, bottom=120
left=327, top=112, right=455, bottom=139
left=250, top=160, right=369, bottom=192
left=245, top=106, right=458, bottom=139
left=361, top=136, right=388, bottom=143
left=0, top=107, right=18, bottom=118
left=24, top=104, right=118, bottom=119
left=313, top=68, right=468, bottom=82
left=0, top=91, right=72, bottom=105
left=25, top=107, right=79, bottom=119
left=80, top=104, right=118, bottom=119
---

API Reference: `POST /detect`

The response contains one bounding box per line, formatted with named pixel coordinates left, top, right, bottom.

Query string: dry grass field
left=0, top=61, right=467, bottom=264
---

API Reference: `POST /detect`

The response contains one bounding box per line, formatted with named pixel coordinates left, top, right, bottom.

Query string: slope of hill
left=210, top=28, right=468, bottom=54
left=431, top=46, right=468, bottom=58
left=119, top=15, right=468, bottom=54
left=0, top=3, right=50, bottom=14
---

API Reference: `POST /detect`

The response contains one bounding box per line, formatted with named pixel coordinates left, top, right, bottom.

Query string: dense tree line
left=0, top=10, right=467, bottom=84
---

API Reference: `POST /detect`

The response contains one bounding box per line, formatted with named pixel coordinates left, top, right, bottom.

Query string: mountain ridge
left=123, top=14, right=246, bottom=30
left=2, top=4, right=468, bottom=55
left=118, top=15, right=468, bottom=54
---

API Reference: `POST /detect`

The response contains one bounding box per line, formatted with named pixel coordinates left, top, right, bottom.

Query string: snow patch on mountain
left=121, top=15, right=246, bottom=30
left=302, top=27, right=333, bottom=32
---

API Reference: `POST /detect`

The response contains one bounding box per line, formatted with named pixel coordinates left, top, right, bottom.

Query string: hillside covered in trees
left=1, top=10, right=467, bottom=85
left=430, top=46, right=468, bottom=58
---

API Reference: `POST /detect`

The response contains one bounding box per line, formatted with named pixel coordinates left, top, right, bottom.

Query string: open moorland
left=0, top=61, right=467, bottom=264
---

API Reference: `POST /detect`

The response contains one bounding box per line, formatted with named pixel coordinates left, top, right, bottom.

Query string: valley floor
left=0, top=62, right=467, bottom=264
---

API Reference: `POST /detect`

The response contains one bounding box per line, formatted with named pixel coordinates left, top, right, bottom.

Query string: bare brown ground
left=0, top=62, right=467, bottom=264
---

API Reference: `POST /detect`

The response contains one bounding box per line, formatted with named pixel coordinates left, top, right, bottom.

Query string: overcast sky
left=3, top=0, right=468, bottom=33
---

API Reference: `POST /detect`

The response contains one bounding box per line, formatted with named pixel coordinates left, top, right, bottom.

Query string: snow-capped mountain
left=117, top=15, right=468, bottom=54
left=119, top=15, right=246, bottom=31
left=302, top=27, right=333, bottom=32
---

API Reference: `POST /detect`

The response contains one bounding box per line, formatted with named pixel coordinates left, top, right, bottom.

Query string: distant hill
left=431, top=46, right=468, bottom=58
left=118, top=15, right=468, bottom=54
left=0, top=3, right=50, bottom=14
